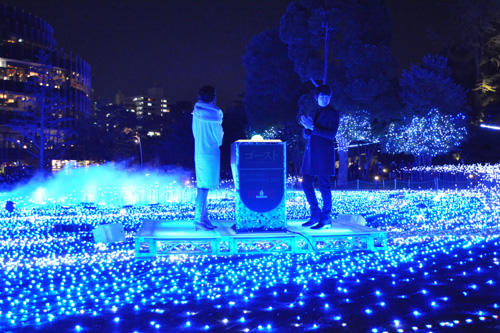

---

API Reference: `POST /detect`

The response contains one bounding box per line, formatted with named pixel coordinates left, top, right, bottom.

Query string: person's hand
left=300, top=115, right=314, bottom=130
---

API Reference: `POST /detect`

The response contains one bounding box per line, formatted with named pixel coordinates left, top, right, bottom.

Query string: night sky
left=3, top=0, right=293, bottom=107
left=3, top=0, right=439, bottom=108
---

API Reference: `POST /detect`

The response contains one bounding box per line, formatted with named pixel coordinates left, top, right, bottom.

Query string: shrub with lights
left=385, top=109, right=467, bottom=166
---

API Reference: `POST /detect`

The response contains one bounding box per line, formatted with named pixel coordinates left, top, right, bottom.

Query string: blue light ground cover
left=1, top=186, right=499, bottom=332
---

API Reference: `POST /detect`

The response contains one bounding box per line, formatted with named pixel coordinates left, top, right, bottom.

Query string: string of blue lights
left=0, top=164, right=499, bottom=332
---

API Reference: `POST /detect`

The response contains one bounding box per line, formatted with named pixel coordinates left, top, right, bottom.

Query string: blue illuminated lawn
left=1, top=169, right=500, bottom=332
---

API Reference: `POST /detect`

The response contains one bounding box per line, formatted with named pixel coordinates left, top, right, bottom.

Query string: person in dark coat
left=300, top=85, right=340, bottom=229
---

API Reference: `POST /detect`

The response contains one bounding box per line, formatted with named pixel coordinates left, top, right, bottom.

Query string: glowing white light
left=480, top=123, right=500, bottom=130
left=433, top=193, right=446, bottom=201
left=34, top=187, right=47, bottom=203
left=251, top=134, right=264, bottom=141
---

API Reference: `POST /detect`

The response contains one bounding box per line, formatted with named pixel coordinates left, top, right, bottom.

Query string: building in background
left=0, top=4, right=91, bottom=169
left=115, top=87, right=170, bottom=136
left=119, top=87, right=169, bottom=119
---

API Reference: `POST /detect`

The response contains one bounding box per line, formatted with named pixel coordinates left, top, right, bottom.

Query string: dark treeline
left=6, top=0, right=500, bottom=181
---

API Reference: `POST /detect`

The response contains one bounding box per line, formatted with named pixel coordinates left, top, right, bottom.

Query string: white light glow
left=480, top=124, right=500, bottom=131
left=251, top=134, right=264, bottom=141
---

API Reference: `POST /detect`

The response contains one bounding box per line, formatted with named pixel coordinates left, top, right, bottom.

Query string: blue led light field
left=0, top=163, right=499, bottom=332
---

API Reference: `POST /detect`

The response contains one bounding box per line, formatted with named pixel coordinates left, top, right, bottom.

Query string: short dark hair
left=314, top=85, right=332, bottom=98
left=198, top=85, right=216, bottom=102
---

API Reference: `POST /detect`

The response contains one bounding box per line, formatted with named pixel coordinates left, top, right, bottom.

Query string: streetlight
left=134, top=133, right=143, bottom=169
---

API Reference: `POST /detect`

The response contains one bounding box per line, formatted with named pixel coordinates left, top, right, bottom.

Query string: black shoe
left=302, top=218, right=319, bottom=227
left=194, top=221, right=212, bottom=231
left=202, top=219, right=217, bottom=229
left=310, top=216, right=332, bottom=229
left=311, top=220, right=332, bottom=230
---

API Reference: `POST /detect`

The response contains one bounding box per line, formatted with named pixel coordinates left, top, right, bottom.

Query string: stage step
left=134, top=219, right=387, bottom=259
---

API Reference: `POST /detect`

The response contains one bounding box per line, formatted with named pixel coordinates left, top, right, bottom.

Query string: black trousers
left=301, top=174, right=332, bottom=219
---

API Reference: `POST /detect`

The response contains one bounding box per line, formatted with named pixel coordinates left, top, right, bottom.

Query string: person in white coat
left=192, top=85, right=224, bottom=231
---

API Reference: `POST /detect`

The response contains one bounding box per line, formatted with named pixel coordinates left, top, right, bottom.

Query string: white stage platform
left=135, top=219, right=387, bottom=259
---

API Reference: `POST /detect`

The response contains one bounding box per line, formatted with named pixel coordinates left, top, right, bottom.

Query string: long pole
left=135, top=133, right=143, bottom=169
left=138, top=138, right=143, bottom=169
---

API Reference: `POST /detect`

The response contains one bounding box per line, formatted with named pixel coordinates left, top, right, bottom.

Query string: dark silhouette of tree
left=428, top=0, right=500, bottom=117
left=75, top=101, right=140, bottom=163
left=280, top=0, right=397, bottom=184
left=280, top=120, right=306, bottom=176
left=70, top=110, right=107, bottom=162
left=8, top=50, right=75, bottom=172
left=243, top=27, right=303, bottom=131
left=243, top=27, right=307, bottom=175
left=434, top=0, right=500, bottom=165
left=221, top=101, right=247, bottom=177
left=157, top=109, right=194, bottom=169
left=400, top=55, right=468, bottom=117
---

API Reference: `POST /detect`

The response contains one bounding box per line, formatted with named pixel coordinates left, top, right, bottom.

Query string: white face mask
left=317, top=94, right=331, bottom=107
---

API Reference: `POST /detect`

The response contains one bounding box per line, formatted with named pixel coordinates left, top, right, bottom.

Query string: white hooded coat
left=192, top=101, right=224, bottom=189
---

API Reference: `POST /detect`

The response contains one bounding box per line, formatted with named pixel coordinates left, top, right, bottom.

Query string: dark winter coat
left=300, top=105, right=340, bottom=176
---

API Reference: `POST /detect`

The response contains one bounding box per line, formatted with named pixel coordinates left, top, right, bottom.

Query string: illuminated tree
left=385, top=109, right=467, bottom=166
left=280, top=1, right=395, bottom=102
left=422, top=1, right=500, bottom=163
left=8, top=50, right=74, bottom=172
left=400, top=55, right=468, bottom=118
left=336, top=110, right=374, bottom=181
left=280, top=0, right=397, bottom=184
left=386, top=54, right=469, bottom=166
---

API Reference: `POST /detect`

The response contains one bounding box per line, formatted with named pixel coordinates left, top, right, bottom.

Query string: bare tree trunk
left=39, top=143, right=44, bottom=171
left=363, top=143, right=378, bottom=179
left=40, top=109, right=45, bottom=172
left=423, top=154, right=433, bottom=166
left=337, top=150, right=348, bottom=186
